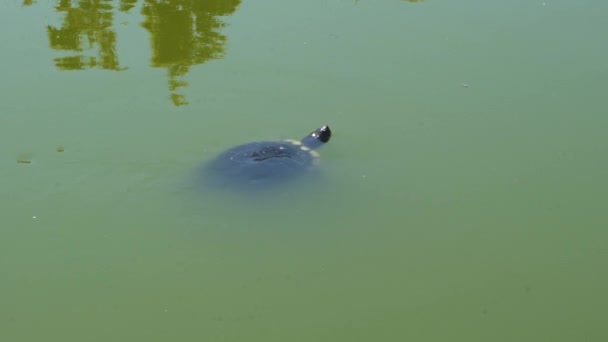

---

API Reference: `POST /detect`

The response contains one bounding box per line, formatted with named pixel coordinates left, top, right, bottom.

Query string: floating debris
left=17, top=152, right=34, bottom=164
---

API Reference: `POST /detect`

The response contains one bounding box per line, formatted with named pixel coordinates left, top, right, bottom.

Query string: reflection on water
left=27, top=0, right=241, bottom=106
left=141, top=0, right=241, bottom=106
left=47, top=0, right=124, bottom=71
left=119, top=0, right=137, bottom=12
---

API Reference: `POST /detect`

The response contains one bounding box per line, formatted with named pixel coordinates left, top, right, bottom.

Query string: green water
left=2, top=0, right=607, bottom=341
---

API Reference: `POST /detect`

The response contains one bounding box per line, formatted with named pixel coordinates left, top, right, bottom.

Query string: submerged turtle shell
left=204, top=140, right=319, bottom=190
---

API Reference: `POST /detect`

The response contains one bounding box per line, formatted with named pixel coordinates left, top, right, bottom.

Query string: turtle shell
left=203, top=140, right=318, bottom=190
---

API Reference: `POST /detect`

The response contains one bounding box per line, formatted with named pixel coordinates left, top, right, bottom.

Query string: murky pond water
left=1, top=0, right=607, bottom=341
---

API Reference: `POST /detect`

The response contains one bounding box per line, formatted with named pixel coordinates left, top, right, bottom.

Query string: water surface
left=1, top=0, right=607, bottom=341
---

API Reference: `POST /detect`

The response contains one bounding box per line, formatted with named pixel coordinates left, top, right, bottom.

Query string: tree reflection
left=47, top=0, right=124, bottom=71
left=119, top=0, right=137, bottom=12
left=31, top=0, right=241, bottom=106
left=140, top=0, right=241, bottom=106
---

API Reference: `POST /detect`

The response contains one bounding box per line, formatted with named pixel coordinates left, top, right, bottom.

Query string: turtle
left=202, top=125, right=332, bottom=191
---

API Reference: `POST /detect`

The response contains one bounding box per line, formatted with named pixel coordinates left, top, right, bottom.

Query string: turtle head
left=300, top=125, right=331, bottom=150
